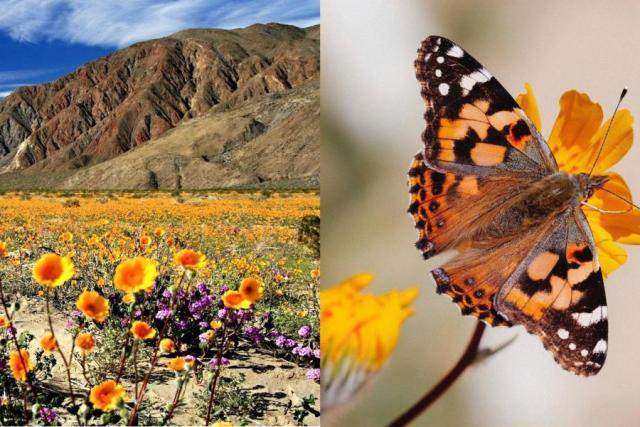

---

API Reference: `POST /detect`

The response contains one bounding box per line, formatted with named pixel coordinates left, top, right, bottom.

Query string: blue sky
left=0, top=0, right=319, bottom=99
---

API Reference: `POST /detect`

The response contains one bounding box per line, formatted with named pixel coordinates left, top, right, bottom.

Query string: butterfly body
left=410, top=35, right=614, bottom=376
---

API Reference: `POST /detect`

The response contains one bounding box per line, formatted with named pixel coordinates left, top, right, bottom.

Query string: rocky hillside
left=0, top=23, right=319, bottom=190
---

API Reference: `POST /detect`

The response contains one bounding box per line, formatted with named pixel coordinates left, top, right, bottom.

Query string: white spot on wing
left=436, top=56, right=444, bottom=64
left=569, top=343, right=576, bottom=350
left=438, top=83, right=449, bottom=95
left=435, top=69, right=442, bottom=77
left=424, top=53, right=431, bottom=63
left=581, top=349, right=589, bottom=357
left=557, top=328, right=569, bottom=339
left=593, top=339, right=607, bottom=354
left=469, top=68, right=491, bottom=83
left=447, top=45, right=464, bottom=58
left=572, top=305, right=607, bottom=327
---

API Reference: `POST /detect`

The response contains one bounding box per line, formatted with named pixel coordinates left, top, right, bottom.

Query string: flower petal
left=589, top=223, right=627, bottom=278
left=587, top=109, right=633, bottom=174
left=548, top=90, right=603, bottom=173
left=516, top=82, right=542, bottom=131
left=586, top=173, right=640, bottom=244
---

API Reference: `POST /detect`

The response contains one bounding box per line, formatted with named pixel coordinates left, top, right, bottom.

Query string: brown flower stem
left=0, top=280, right=33, bottom=421
left=128, top=270, right=186, bottom=425
left=388, top=322, right=486, bottom=427
left=80, top=353, right=92, bottom=386
left=115, top=334, right=131, bottom=383
left=163, top=375, right=186, bottom=424
left=205, top=327, right=227, bottom=426
left=45, top=289, right=82, bottom=426
left=133, top=341, right=139, bottom=399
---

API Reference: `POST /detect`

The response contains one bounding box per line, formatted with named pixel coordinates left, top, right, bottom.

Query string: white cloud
left=0, top=0, right=319, bottom=47
left=0, top=69, right=56, bottom=83
left=0, top=91, right=12, bottom=98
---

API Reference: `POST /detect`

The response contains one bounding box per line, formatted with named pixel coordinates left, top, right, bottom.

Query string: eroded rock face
left=0, top=23, right=319, bottom=176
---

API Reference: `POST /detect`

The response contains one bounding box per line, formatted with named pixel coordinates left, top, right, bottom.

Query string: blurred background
left=322, top=1, right=640, bottom=426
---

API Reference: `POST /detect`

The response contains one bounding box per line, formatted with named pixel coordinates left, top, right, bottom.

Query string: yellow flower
left=167, top=357, right=186, bottom=371
left=122, top=293, right=135, bottom=305
left=221, top=290, right=251, bottom=309
left=89, top=380, right=127, bottom=411
left=239, top=278, right=263, bottom=303
left=517, top=84, right=638, bottom=277
left=0, top=241, right=8, bottom=257
left=210, top=320, right=223, bottom=330
left=40, top=334, right=58, bottom=352
left=212, top=422, right=234, bottom=427
left=154, top=227, right=165, bottom=237
left=60, top=231, right=74, bottom=242
left=32, top=253, right=75, bottom=288
left=113, top=257, right=158, bottom=293
left=9, top=349, right=33, bottom=382
left=131, top=321, right=156, bottom=340
left=76, top=333, right=96, bottom=353
left=160, top=338, right=176, bottom=353
left=76, top=290, right=110, bottom=322
left=321, top=273, right=418, bottom=409
left=174, top=249, right=207, bottom=269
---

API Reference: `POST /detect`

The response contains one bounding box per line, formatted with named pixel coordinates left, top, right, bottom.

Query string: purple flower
left=254, top=334, right=265, bottom=344
left=285, top=339, right=297, bottom=348
left=275, top=335, right=286, bottom=348
left=220, top=286, right=229, bottom=293
left=177, top=320, right=188, bottom=330
left=217, top=308, right=228, bottom=319
left=208, top=357, right=230, bottom=367
left=305, top=368, right=320, bottom=383
left=269, top=329, right=280, bottom=337
left=70, top=309, right=82, bottom=318
left=198, top=332, right=210, bottom=344
left=244, top=326, right=259, bottom=336
left=38, top=407, right=58, bottom=424
left=7, top=326, right=16, bottom=338
left=64, top=319, right=76, bottom=329
left=293, top=346, right=313, bottom=358
left=185, top=355, right=196, bottom=364
left=199, top=321, right=210, bottom=329
left=298, top=325, right=311, bottom=339
left=120, top=318, right=130, bottom=327
left=156, top=308, right=172, bottom=320
left=197, top=282, right=208, bottom=294
left=162, top=289, right=173, bottom=299
left=134, top=309, right=143, bottom=318
left=313, top=349, right=320, bottom=359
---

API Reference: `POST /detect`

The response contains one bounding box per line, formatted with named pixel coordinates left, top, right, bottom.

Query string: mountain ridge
left=0, top=23, right=319, bottom=190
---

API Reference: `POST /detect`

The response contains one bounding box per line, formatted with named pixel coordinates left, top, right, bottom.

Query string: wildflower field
left=0, top=191, right=320, bottom=426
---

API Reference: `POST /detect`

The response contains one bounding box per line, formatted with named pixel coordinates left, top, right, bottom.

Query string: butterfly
left=409, top=36, right=619, bottom=376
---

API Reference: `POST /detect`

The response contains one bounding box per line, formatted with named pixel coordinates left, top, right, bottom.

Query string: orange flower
left=40, top=334, right=58, bottom=352
left=153, top=227, right=165, bottom=237
left=0, top=241, right=8, bottom=257
left=167, top=357, right=186, bottom=371
left=174, top=249, right=207, bottom=269
left=160, top=338, right=176, bottom=353
left=166, top=237, right=175, bottom=247
left=130, top=321, right=156, bottom=340
left=113, top=257, right=158, bottom=293
left=311, top=269, right=320, bottom=279
left=239, top=278, right=263, bottom=303
left=32, top=253, right=75, bottom=288
left=139, top=235, right=151, bottom=246
left=76, top=290, right=110, bottom=322
left=76, top=333, right=96, bottom=353
left=517, top=85, right=638, bottom=277
left=60, top=232, right=74, bottom=242
left=9, top=349, right=32, bottom=382
left=89, top=380, right=127, bottom=411
left=0, top=317, right=9, bottom=328
left=221, top=290, right=251, bottom=309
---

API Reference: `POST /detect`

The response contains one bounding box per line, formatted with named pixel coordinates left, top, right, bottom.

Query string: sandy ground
left=15, top=299, right=320, bottom=426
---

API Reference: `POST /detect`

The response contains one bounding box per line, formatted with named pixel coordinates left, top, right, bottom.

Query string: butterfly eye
left=587, top=188, right=594, bottom=199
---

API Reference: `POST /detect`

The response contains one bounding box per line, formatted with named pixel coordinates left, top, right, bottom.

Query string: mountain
left=0, top=23, right=319, bottom=190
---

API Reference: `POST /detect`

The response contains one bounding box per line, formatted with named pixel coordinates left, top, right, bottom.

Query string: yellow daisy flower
left=517, top=84, right=639, bottom=277
left=321, top=273, right=418, bottom=410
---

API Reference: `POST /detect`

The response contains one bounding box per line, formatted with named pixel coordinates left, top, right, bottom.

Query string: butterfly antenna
left=588, top=87, right=628, bottom=177
left=598, top=187, right=640, bottom=211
